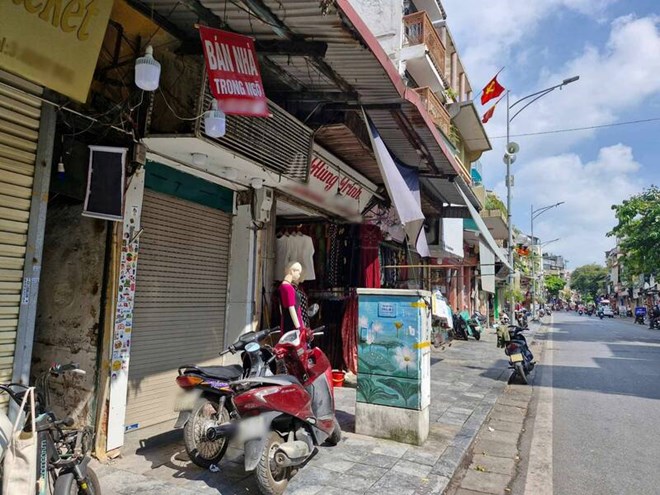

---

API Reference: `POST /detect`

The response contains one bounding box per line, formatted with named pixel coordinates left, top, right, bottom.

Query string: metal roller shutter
left=0, top=71, right=42, bottom=410
left=125, top=189, right=232, bottom=430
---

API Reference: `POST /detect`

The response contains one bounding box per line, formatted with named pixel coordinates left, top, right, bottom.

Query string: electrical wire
left=158, top=87, right=208, bottom=121
left=475, top=116, right=660, bottom=141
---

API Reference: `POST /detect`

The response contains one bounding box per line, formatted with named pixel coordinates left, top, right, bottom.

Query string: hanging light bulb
left=204, top=99, right=226, bottom=138
left=134, top=46, right=161, bottom=91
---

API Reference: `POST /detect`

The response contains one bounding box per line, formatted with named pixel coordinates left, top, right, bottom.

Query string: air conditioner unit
left=252, top=188, right=273, bottom=223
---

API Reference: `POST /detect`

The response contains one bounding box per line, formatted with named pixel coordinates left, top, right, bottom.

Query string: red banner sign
left=198, top=26, right=269, bottom=117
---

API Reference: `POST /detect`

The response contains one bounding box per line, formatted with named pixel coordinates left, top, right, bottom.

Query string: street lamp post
left=504, top=76, right=579, bottom=317
left=531, top=203, right=564, bottom=319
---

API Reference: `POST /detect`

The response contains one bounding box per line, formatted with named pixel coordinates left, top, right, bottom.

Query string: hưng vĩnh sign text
left=198, top=26, right=269, bottom=117
left=0, top=0, right=114, bottom=102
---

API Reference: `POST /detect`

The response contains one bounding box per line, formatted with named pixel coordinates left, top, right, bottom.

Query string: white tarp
left=441, top=218, right=464, bottom=258
left=366, top=116, right=429, bottom=257
left=479, top=240, right=496, bottom=293
left=456, top=187, right=511, bottom=270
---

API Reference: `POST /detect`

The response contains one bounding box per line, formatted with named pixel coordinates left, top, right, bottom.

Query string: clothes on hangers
left=275, top=233, right=316, bottom=281
left=341, top=291, right=358, bottom=374
left=295, top=285, right=310, bottom=327
left=360, top=224, right=382, bottom=288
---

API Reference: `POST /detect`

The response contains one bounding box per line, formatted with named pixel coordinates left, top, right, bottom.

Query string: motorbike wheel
left=514, top=362, right=528, bottom=385
left=256, top=431, right=291, bottom=495
left=473, top=330, right=481, bottom=341
left=184, top=399, right=230, bottom=469
left=325, top=418, right=342, bottom=446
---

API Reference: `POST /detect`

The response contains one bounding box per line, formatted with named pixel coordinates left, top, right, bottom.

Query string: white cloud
left=442, top=0, right=617, bottom=89
left=494, top=144, right=644, bottom=267
left=440, top=3, right=660, bottom=268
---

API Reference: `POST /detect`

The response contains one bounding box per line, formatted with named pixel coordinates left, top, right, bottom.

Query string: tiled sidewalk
left=96, top=327, right=519, bottom=494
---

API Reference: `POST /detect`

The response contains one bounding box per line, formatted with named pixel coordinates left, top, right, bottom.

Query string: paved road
left=517, top=311, right=660, bottom=495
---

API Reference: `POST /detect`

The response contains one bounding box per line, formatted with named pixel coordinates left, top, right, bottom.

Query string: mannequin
left=279, top=262, right=304, bottom=332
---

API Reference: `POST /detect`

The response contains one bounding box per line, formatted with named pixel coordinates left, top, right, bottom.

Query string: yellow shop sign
left=0, top=0, right=114, bottom=101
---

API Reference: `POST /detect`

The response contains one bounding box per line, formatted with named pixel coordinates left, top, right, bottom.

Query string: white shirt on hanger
left=288, top=234, right=316, bottom=281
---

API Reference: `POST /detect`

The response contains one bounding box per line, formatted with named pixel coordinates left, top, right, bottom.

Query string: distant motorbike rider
left=649, top=304, right=660, bottom=329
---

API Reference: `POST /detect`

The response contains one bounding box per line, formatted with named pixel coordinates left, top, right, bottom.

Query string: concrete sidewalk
left=95, top=326, right=530, bottom=494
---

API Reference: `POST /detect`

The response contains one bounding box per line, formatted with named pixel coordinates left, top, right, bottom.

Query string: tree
left=544, top=275, right=566, bottom=297
left=608, top=186, right=660, bottom=279
left=570, top=264, right=608, bottom=301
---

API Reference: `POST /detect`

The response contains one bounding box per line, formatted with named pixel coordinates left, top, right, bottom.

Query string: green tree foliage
left=544, top=275, right=566, bottom=296
left=608, top=186, right=660, bottom=279
left=504, top=286, right=525, bottom=303
left=485, top=193, right=507, bottom=217
left=570, top=264, right=608, bottom=300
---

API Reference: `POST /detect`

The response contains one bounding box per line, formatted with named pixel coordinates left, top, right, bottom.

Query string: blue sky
left=442, top=0, right=660, bottom=268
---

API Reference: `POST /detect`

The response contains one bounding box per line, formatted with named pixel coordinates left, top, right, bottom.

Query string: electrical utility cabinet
left=355, top=289, right=431, bottom=445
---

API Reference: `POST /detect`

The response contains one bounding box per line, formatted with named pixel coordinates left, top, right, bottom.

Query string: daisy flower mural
left=394, top=346, right=416, bottom=376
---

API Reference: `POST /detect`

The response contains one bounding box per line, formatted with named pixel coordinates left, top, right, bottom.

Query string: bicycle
left=0, top=363, right=101, bottom=494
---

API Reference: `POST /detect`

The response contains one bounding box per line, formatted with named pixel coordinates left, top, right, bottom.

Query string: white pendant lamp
left=204, top=100, right=227, bottom=138
left=135, top=46, right=161, bottom=91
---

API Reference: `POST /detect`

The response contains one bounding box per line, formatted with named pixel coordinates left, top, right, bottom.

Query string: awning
left=456, top=187, right=511, bottom=270
left=479, top=241, right=496, bottom=294
left=449, top=101, right=492, bottom=162
left=367, top=117, right=429, bottom=257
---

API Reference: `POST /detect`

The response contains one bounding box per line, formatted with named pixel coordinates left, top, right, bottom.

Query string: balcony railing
left=414, top=87, right=451, bottom=138
left=403, top=11, right=446, bottom=79
left=481, top=209, right=508, bottom=225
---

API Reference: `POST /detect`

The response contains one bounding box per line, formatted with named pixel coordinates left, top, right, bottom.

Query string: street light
left=540, top=238, right=560, bottom=248
left=504, top=75, right=579, bottom=316
left=531, top=202, right=565, bottom=318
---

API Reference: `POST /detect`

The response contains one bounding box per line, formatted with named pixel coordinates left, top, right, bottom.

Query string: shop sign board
left=1, top=0, right=114, bottom=101
left=284, top=148, right=375, bottom=221
left=198, top=26, right=268, bottom=117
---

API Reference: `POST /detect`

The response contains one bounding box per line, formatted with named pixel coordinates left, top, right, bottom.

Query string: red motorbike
left=206, top=323, right=341, bottom=495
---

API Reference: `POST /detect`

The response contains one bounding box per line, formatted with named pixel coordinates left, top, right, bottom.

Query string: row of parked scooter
left=173, top=303, right=340, bottom=495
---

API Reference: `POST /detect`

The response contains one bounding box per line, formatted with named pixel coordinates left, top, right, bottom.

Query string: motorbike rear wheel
left=514, top=362, right=528, bottom=385
left=184, top=399, right=230, bottom=469
left=256, top=431, right=291, bottom=495
left=325, top=418, right=342, bottom=446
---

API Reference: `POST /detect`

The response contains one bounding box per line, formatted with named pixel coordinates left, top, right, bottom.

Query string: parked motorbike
left=634, top=307, right=646, bottom=324
left=205, top=322, right=341, bottom=495
left=459, top=310, right=482, bottom=340
left=0, top=363, right=100, bottom=495
left=174, top=327, right=279, bottom=468
left=504, top=326, right=535, bottom=385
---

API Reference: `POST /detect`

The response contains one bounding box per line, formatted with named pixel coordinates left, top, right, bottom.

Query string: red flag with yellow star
left=480, top=75, right=505, bottom=105
left=482, top=103, right=497, bottom=123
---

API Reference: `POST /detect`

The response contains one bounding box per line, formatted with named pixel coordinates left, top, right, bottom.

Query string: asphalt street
left=517, top=311, right=660, bottom=495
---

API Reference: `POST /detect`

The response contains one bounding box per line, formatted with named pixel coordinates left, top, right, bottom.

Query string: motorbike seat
left=271, top=374, right=301, bottom=386
left=188, top=365, right=243, bottom=380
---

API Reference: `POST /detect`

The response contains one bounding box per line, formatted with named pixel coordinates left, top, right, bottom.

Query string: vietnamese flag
left=481, top=103, right=497, bottom=123
left=480, top=75, right=505, bottom=105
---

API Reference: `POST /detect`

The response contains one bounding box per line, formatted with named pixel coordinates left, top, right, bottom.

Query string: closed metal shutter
left=125, top=189, right=232, bottom=430
left=0, top=71, right=42, bottom=409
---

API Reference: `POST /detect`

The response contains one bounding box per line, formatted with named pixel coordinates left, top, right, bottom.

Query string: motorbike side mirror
left=308, top=303, right=319, bottom=318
